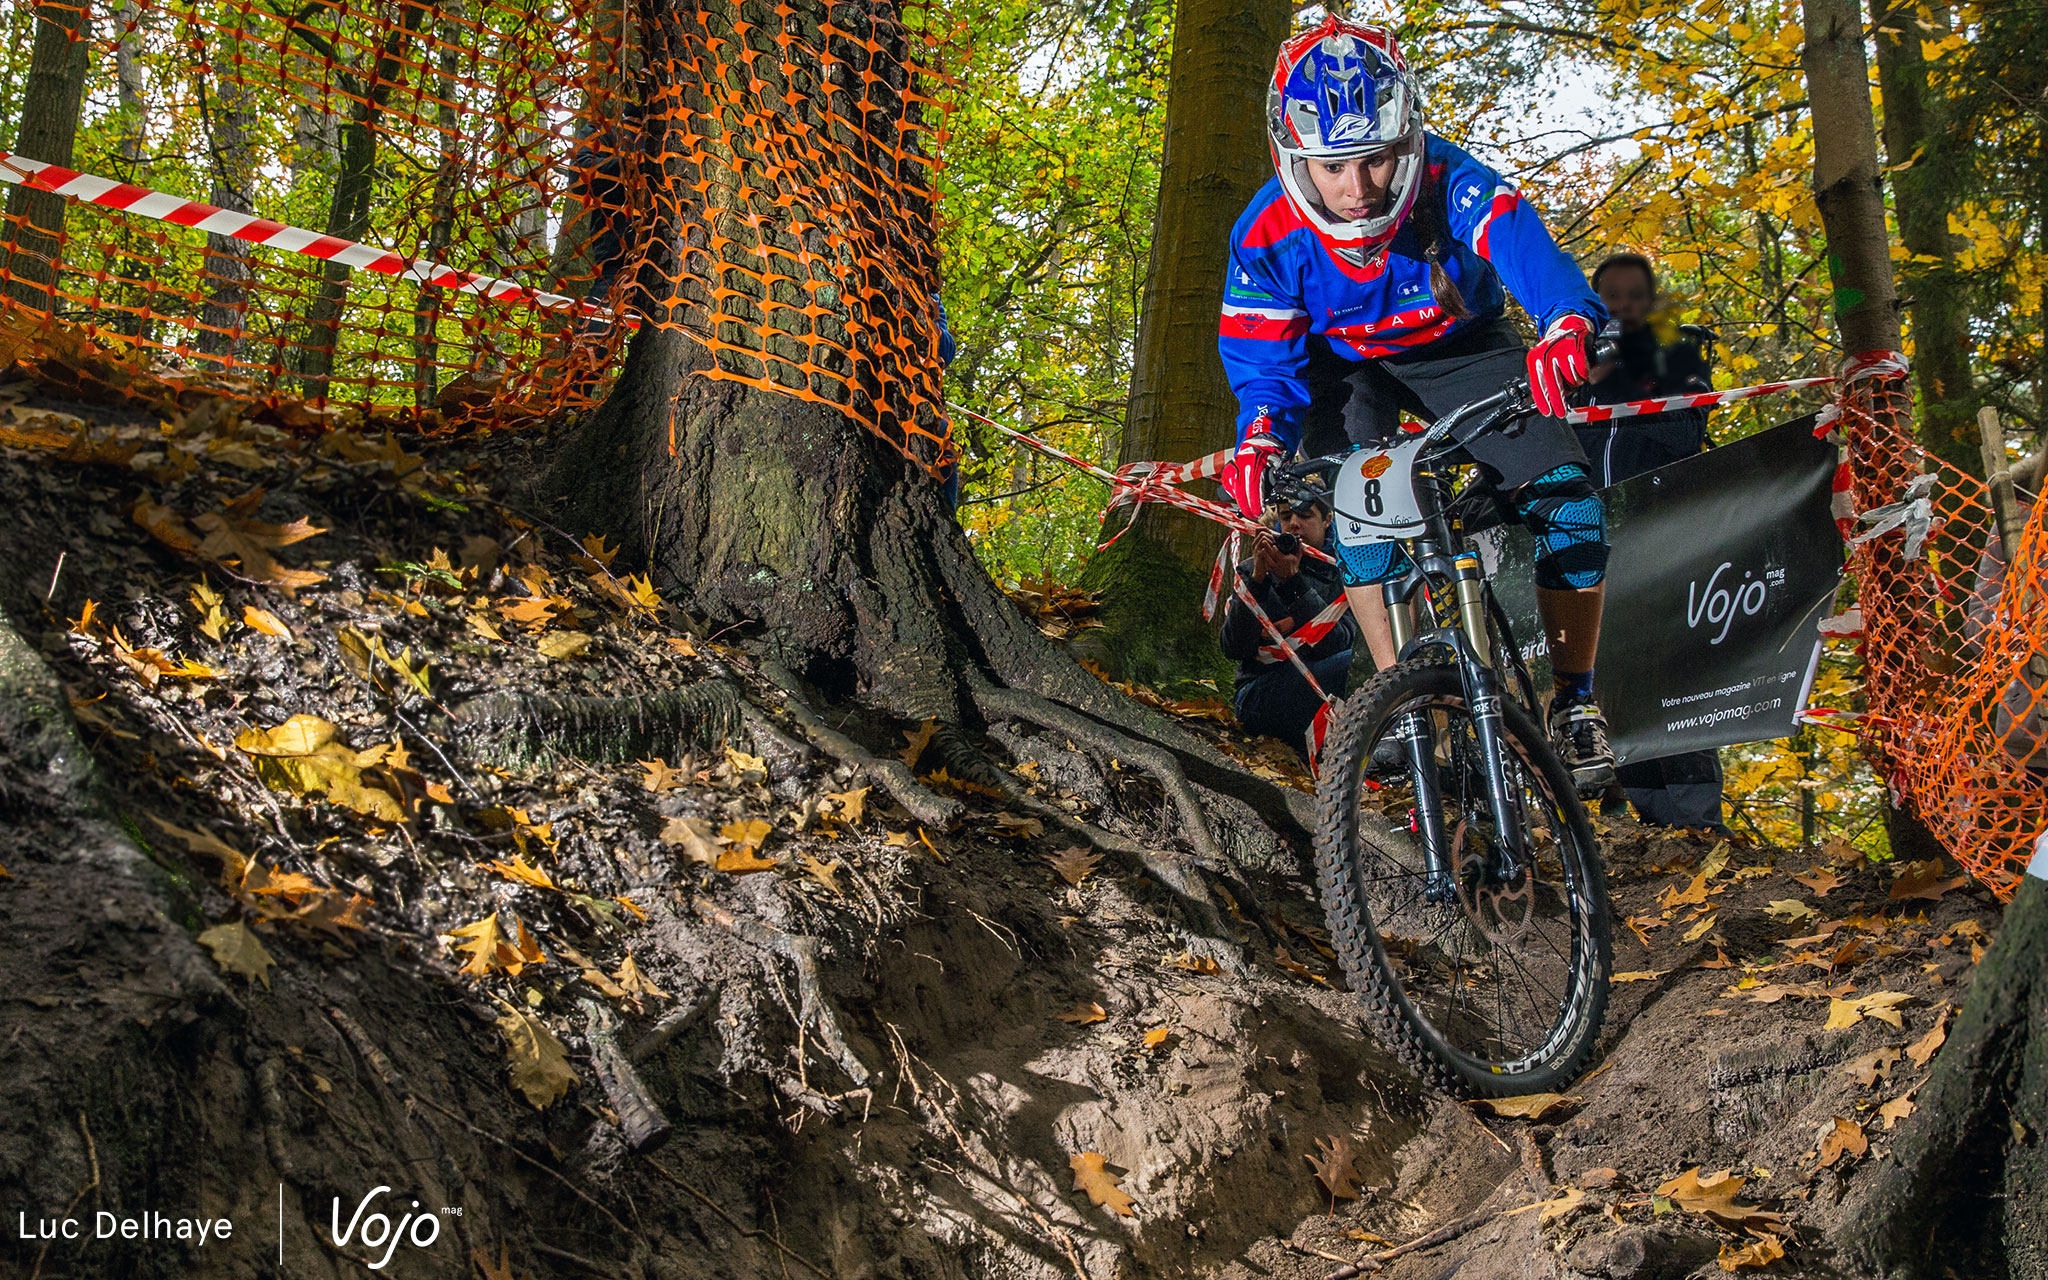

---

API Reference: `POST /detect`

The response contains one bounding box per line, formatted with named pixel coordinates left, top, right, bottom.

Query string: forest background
left=2, top=0, right=2042, bottom=857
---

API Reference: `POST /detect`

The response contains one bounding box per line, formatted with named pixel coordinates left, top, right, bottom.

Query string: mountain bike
left=1265, top=368, right=1613, bottom=1098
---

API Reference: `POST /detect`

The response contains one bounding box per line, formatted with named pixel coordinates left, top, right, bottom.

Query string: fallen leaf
left=659, top=815, right=726, bottom=865
left=1906, top=1007, right=1950, bottom=1066
left=1305, top=1133, right=1366, bottom=1200
left=1274, top=945, right=1328, bottom=983
left=189, top=580, right=230, bottom=641
left=640, top=758, right=690, bottom=793
left=1701, top=841, right=1732, bottom=879
left=1683, top=914, right=1719, bottom=943
left=494, top=1004, right=576, bottom=1109
left=801, top=854, right=842, bottom=893
left=826, top=786, right=870, bottom=824
left=720, top=818, right=772, bottom=853
left=1841, top=1047, right=1901, bottom=1088
left=1141, top=1026, right=1171, bottom=1052
left=1538, top=1186, right=1586, bottom=1224
left=1826, top=991, right=1913, bottom=1031
left=1660, top=873, right=1710, bottom=910
left=537, top=630, right=593, bottom=660
left=724, top=746, right=767, bottom=778
left=197, top=920, right=274, bottom=987
left=1475, top=1093, right=1577, bottom=1121
left=1816, top=1115, right=1868, bottom=1167
left=1624, top=914, right=1666, bottom=947
left=1878, top=1095, right=1916, bottom=1129
left=1793, top=867, right=1843, bottom=896
left=1718, top=1235, right=1786, bottom=1271
left=614, top=953, right=667, bottom=1002
left=1578, top=1168, right=1620, bottom=1190
left=1056, top=1002, right=1107, bottom=1025
left=580, top=965, right=629, bottom=999
left=992, top=812, right=1045, bottom=839
left=1168, top=951, right=1223, bottom=975
left=466, top=612, right=505, bottom=642
left=1764, top=900, right=1818, bottom=923
left=133, top=497, right=201, bottom=555
left=1069, top=1152, right=1134, bottom=1217
left=242, top=605, right=293, bottom=639
left=1889, top=859, right=1967, bottom=901
left=899, top=718, right=938, bottom=769
left=235, top=715, right=403, bottom=821
left=1046, top=847, right=1102, bottom=886
left=717, top=847, right=779, bottom=874
left=445, top=912, right=547, bottom=977
left=486, top=857, right=557, bottom=891
left=150, top=815, right=251, bottom=888
left=1654, top=1167, right=1785, bottom=1232
left=193, top=510, right=327, bottom=588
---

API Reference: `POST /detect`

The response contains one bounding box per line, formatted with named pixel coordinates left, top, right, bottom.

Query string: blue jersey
left=1218, top=134, right=1605, bottom=451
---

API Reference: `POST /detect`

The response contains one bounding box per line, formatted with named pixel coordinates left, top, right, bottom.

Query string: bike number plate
left=1333, top=437, right=1428, bottom=545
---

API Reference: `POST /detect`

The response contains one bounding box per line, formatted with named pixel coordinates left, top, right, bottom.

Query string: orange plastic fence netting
left=1833, top=368, right=2048, bottom=897
left=0, top=0, right=954, bottom=467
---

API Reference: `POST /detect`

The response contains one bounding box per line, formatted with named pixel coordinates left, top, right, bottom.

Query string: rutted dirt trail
left=0, top=389, right=2001, bottom=1279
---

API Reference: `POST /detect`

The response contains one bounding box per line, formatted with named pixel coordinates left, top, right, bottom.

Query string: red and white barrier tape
left=0, top=150, right=633, bottom=327
left=1562, top=375, right=1836, bottom=425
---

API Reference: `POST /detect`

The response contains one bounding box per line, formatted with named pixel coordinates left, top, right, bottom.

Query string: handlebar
left=1262, top=333, right=1619, bottom=507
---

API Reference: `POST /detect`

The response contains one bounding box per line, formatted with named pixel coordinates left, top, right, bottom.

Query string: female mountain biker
left=1217, top=15, right=1616, bottom=792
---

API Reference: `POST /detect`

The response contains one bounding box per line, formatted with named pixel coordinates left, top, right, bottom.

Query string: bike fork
left=1451, top=552, right=1525, bottom=879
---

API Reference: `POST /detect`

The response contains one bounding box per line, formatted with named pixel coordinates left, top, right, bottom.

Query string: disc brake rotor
left=1450, top=816, right=1537, bottom=947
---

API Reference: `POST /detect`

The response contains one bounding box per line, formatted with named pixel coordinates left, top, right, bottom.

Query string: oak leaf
left=1653, top=1168, right=1785, bottom=1232
left=1717, top=1235, right=1786, bottom=1271
left=801, top=854, right=842, bottom=893
left=446, top=912, right=547, bottom=977
left=825, top=786, right=870, bottom=824
left=242, top=605, right=293, bottom=639
left=1906, top=1008, right=1950, bottom=1066
left=235, top=715, right=403, bottom=821
left=197, top=920, right=274, bottom=987
left=658, top=815, right=726, bottom=866
left=899, top=718, right=938, bottom=769
left=1878, top=1095, right=1916, bottom=1129
left=992, top=812, right=1044, bottom=839
left=1169, top=951, right=1222, bottom=975
left=1069, top=1152, right=1135, bottom=1217
left=486, top=857, right=558, bottom=891
left=1305, top=1134, right=1366, bottom=1200
left=1841, top=1047, right=1901, bottom=1088
left=639, top=758, right=690, bottom=793
left=190, top=580, right=230, bottom=641
left=1046, top=846, right=1102, bottom=885
left=1793, top=867, right=1843, bottom=896
left=716, top=819, right=777, bottom=873
left=724, top=746, right=767, bottom=778
left=494, top=1005, right=575, bottom=1109
left=1816, top=1115, right=1868, bottom=1167
left=1889, top=859, right=1966, bottom=901
left=1660, top=872, right=1710, bottom=909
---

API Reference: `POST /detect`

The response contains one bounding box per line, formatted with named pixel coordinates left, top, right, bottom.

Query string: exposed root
left=754, top=661, right=962, bottom=829
left=448, top=682, right=741, bottom=769
left=579, top=997, right=673, bottom=1153
left=691, top=897, right=871, bottom=1088
left=969, top=677, right=1225, bottom=862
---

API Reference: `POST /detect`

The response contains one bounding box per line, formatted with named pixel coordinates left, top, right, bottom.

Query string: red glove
left=1223, top=433, right=1283, bottom=519
left=1527, top=314, right=1596, bottom=418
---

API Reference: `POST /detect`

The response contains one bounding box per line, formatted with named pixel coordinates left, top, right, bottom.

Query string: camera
left=1271, top=531, right=1300, bottom=556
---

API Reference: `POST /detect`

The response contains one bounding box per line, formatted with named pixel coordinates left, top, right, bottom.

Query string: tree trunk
left=545, top=0, right=1311, bottom=961
left=1838, top=874, right=2048, bottom=1275
left=412, top=4, right=464, bottom=406
left=296, top=0, right=432, bottom=398
left=1077, top=0, right=1291, bottom=687
left=195, top=62, right=256, bottom=362
left=1872, top=0, right=1977, bottom=473
left=1801, top=0, right=1902, bottom=357
left=1, top=0, right=90, bottom=311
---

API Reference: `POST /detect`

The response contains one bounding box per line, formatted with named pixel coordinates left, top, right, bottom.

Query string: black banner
left=1479, top=415, right=1842, bottom=764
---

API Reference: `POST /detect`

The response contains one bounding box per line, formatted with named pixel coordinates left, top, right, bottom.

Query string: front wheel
left=1314, top=654, right=1611, bottom=1096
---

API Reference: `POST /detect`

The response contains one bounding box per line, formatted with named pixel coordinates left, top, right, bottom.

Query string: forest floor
left=0, top=375, right=2004, bottom=1280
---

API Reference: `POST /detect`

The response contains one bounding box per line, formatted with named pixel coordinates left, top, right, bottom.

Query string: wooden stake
left=1976, top=405, right=2026, bottom=560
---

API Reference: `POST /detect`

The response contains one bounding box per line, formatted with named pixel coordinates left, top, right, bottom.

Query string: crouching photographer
left=1219, top=488, right=1360, bottom=757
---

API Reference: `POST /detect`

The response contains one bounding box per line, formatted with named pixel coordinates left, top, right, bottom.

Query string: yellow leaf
left=801, top=854, right=842, bottom=892
left=614, top=953, right=668, bottom=1001
left=189, top=580, right=230, bottom=641
left=494, top=1005, right=576, bottom=1109
left=537, top=630, right=593, bottom=660
left=577, top=532, right=618, bottom=567
left=467, top=612, right=505, bottom=643
left=826, top=786, right=870, bottom=825
left=235, top=714, right=338, bottom=756
left=1816, top=1115, right=1868, bottom=1167
left=150, top=815, right=250, bottom=888
left=1613, top=970, right=1669, bottom=983
left=242, top=605, right=293, bottom=639
left=899, top=718, right=938, bottom=769
left=659, top=815, right=726, bottom=865
left=486, top=857, right=557, bottom=891
left=1654, top=1168, right=1785, bottom=1232
left=1717, top=1235, right=1785, bottom=1271
left=1683, top=914, right=1718, bottom=943
left=639, top=758, right=690, bottom=793
left=1141, top=1026, right=1171, bottom=1051
left=1056, top=1002, right=1107, bottom=1024
left=1475, top=1093, right=1577, bottom=1121
left=445, top=912, right=547, bottom=977
left=720, top=818, right=772, bottom=853
left=1906, top=1007, right=1949, bottom=1065
left=724, top=746, right=767, bottom=777
left=197, top=920, right=274, bottom=988
left=716, top=846, right=779, bottom=874
left=1068, top=1152, right=1135, bottom=1217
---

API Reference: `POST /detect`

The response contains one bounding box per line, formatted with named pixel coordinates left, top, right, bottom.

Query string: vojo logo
left=1687, top=561, right=1787, bottom=645
left=331, top=1187, right=453, bottom=1270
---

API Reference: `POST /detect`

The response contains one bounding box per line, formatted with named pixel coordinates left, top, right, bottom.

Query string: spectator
left=1219, top=487, right=1360, bottom=757
left=1577, top=253, right=1715, bottom=487
left=1581, top=252, right=1728, bottom=832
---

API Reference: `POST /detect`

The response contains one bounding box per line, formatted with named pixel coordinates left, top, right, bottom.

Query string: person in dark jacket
left=1579, top=252, right=1729, bottom=833
left=1220, top=489, right=1360, bottom=755
left=1576, top=253, right=1714, bottom=487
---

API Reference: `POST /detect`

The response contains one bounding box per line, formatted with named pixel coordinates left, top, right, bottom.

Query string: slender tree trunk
left=195, top=62, right=256, bottom=363
left=1802, top=0, right=1901, bottom=357
left=1873, top=0, right=1977, bottom=472
left=1077, top=0, right=1291, bottom=686
left=412, top=3, right=464, bottom=407
left=296, top=0, right=433, bottom=398
left=2, top=0, right=90, bottom=311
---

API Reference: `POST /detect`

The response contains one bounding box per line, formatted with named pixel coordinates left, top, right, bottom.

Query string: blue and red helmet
left=1268, top=17, right=1424, bottom=267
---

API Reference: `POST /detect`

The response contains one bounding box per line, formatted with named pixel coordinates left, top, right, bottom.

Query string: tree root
left=755, top=661, right=962, bottom=828
left=690, top=896, right=871, bottom=1088
left=969, top=677, right=1226, bottom=863
left=579, top=998, right=673, bottom=1153
left=448, top=682, right=741, bottom=769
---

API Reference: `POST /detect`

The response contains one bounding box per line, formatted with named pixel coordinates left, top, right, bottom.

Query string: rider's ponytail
left=1413, top=168, right=1473, bottom=321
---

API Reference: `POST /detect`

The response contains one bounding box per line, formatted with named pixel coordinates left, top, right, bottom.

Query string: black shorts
left=1297, top=318, right=1590, bottom=491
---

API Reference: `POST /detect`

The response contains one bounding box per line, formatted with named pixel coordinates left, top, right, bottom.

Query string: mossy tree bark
left=1, top=0, right=90, bottom=311
left=1078, top=0, right=1291, bottom=688
left=1838, top=875, right=2048, bottom=1275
